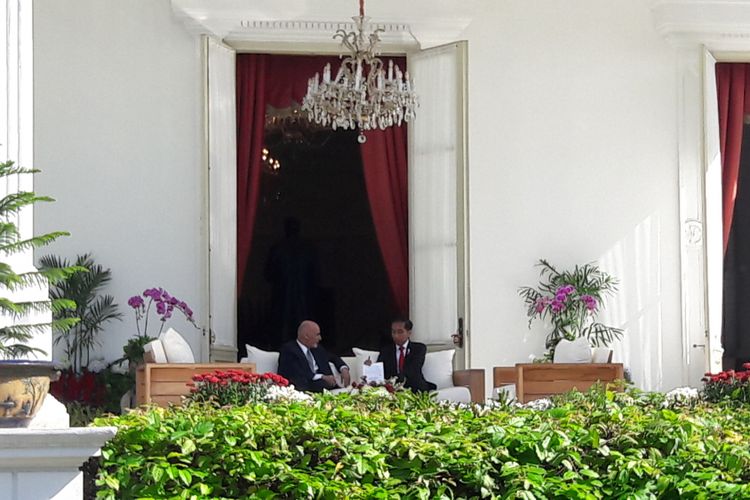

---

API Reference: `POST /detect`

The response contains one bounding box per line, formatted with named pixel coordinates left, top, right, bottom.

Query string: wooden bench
left=493, top=363, right=624, bottom=403
left=135, top=363, right=257, bottom=407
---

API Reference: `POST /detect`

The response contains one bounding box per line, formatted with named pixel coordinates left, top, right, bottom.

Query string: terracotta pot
left=0, top=360, right=60, bottom=427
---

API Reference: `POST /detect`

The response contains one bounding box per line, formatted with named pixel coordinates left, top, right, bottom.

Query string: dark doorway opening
left=238, top=124, right=396, bottom=356
left=723, top=123, right=750, bottom=370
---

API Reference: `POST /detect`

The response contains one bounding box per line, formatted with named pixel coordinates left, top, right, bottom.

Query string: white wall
left=463, top=0, right=683, bottom=391
left=31, top=0, right=686, bottom=391
left=33, top=0, right=207, bottom=365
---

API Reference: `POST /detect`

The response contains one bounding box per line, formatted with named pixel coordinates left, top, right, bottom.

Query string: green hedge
left=94, top=389, right=750, bottom=499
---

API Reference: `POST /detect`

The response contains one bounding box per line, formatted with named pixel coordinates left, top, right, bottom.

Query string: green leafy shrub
left=64, top=400, right=109, bottom=427
left=703, top=364, right=750, bottom=404
left=94, top=388, right=750, bottom=499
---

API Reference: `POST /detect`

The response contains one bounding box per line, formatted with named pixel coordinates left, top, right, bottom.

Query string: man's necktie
left=306, top=349, right=316, bottom=373
left=398, top=346, right=405, bottom=374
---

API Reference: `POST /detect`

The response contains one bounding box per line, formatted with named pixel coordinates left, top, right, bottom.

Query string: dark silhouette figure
left=264, top=217, right=320, bottom=344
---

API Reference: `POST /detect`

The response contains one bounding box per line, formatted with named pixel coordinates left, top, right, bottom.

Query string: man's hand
left=340, top=367, right=351, bottom=387
left=321, top=374, right=337, bottom=387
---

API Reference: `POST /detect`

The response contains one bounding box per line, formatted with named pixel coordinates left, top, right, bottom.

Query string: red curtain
left=716, top=63, right=750, bottom=252
left=360, top=126, right=409, bottom=315
left=236, top=54, right=268, bottom=295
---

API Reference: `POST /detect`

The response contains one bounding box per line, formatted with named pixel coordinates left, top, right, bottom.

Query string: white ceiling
left=171, top=0, right=477, bottom=49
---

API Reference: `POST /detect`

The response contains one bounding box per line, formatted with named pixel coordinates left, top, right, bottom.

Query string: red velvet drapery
left=361, top=126, right=410, bottom=315
left=716, top=63, right=750, bottom=252
left=236, top=54, right=268, bottom=296
left=236, top=54, right=410, bottom=314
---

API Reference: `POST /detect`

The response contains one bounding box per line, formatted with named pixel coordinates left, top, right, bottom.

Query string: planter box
left=135, top=363, right=256, bottom=407
left=493, top=363, right=624, bottom=403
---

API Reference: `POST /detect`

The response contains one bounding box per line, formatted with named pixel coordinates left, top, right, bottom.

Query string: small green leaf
left=178, top=469, right=192, bottom=486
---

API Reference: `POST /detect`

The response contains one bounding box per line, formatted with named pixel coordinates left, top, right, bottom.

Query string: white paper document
left=362, top=361, right=385, bottom=382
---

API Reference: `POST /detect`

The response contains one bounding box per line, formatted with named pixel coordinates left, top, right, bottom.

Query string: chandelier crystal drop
left=301, top=0, right=418, bottom=143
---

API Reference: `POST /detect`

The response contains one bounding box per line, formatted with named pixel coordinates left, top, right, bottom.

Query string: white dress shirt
left=395, top=340, right=409, bottom=372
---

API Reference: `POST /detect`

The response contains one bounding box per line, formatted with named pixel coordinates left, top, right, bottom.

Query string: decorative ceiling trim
left=170, top=0, right=475, bottom=49
left=652, top=0, right=750, bottom=49
left=227, top=19, right=417, bottom=47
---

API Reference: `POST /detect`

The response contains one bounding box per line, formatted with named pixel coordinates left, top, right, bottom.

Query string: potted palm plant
left=0, top=160, right=80, bottom=426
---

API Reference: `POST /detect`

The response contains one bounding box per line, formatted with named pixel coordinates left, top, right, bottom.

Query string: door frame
left=204, top=35, right=471, bottom=364
left=654, top=1, right=750, bottom=384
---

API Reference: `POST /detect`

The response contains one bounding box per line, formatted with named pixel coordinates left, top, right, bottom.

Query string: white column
left=0, top=0, right=52, bottom=360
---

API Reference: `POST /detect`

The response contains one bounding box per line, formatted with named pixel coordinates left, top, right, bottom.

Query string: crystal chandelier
left=301, top=0, right=418, bottom=143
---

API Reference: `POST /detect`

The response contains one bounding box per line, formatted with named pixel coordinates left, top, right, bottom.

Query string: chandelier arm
left=334, top=29, right=360, bottom=55
left=301, top=0, right=418, bottom=141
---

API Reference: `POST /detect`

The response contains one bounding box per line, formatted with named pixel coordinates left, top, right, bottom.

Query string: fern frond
left=1, top=232, right=70, bottom=256
left=0, top=222, right=20, bottom=247
left=51, top=317, right=81, bottom=333
left=0, top=191, right=54, bottom=218
left=51, top=298, right=77, bottom=313
left=0, top=160, right=39, bottom=177
left=0, top=299, right=54, bottom=318
left=0, top=323, right=50, bottom=338
left=0, top=297, right=25, bottom=315
left=0, top=343, right=45, bottom=359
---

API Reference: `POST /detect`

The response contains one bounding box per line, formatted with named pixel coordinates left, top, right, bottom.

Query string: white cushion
left=244, top=344, right=280, bottom=374
left=352, top=347, right=379, bottom=383
left=434, top=386, right=471, bottom=404
left=553, top=337, right=592, bottom=364
left=159, top=328, right=195, bottom=363
left=423, top=349, right=455, bottom=390
left=341, top=356, right=356, bottom=372
left=334, top=356, right=355, bottom=387
left=144, top=339, right=167, bottom=363
left=591, top=347, right=613, bottom=363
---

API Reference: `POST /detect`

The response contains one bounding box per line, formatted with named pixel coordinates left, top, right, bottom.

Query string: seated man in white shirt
left=277, top=320, right=351, bottom=392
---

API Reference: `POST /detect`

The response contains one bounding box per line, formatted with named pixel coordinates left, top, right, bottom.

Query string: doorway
left=722, top=122, right=750, bottom=370
left=235, top=54, right=407, bottom=357
left=238, top=123, right=396, bottom=355
left=204, top=39, right=469, bottom=364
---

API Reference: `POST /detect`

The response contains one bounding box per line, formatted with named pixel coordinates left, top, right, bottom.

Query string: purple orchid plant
left=519, top=260, right=623, bottom=359
left=127, top=287, right=196, bottom=339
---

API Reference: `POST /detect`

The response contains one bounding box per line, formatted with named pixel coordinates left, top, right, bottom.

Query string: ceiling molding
left=652, top=0, right=750, bottom=50
left=226, top=19, right=418, bottom=48
left=170, top=0, right=475, bottom=49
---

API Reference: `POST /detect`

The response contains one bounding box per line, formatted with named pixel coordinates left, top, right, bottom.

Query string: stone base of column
left=0, top=415, right=116, bottom=499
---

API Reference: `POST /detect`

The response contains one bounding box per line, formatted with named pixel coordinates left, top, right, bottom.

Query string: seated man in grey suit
left=371, top=318, right=436, bottom=393
left=277, top=320, right=351, bottom=392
